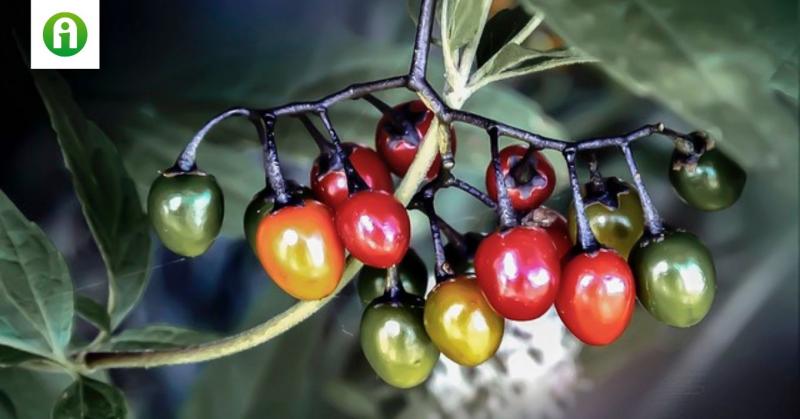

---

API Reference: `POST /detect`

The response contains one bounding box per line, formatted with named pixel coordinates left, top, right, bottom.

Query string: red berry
left=523, top=206, right=572, bottom=261
left=556, top=248, right=635, bottom=345
left=474, top=226, right=560, bottom=320
left=485, top=145, right=556, bottom=212
left=255, top=199, right=345, bottom=300
left=375, top=100, right=456, bottom=180
left=335, top=190, right=411, bottom=268
left=310, top=143, right=394, bottom=209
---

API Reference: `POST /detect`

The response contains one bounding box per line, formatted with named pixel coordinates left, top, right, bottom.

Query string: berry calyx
left=567, top=177, right=644, bottom=259
left=243, top=181, right=311, bottom=250
left=375, top=100, right=456, bottom=180
left=255, top=199, right=345, bottom=300
left=474, top=226, right=560, bottom=321
left=424, top=276, right=504, bottom=366
left=522, top=206, right=572, bottom=261
left=310, top=142, right=394, bottom=209
left=335, top=190, right=411, bottom=268
left=147, top=169, right=224, bottom=257
left=356, top=248, right=429, bottom=305
left=669, top=135, right=746, bottom=211
left=485, top=145, right=556, bottom=212
left=556, top=248, right=635, bottom=345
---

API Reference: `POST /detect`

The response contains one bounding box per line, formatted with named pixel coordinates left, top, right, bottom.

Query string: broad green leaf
left=0, top=369, right=72, bottom=419
left=475, top=7, right=534, bottom=67
left=0, top=390, right=15, bottom=419
left=470, top=44, right=593, bottom=90
left=0, top=190, right=73, bottom=358
left=100, top=325, right=213, bottom=351
left=74, top=296, right=110, bottom=335
left=31, top=71, right=152, bottom=329
left=51, top=377, right=127, bottom=419
left=446, top=0, right=493, bottom=50
left=520, top=0, right=799, bottom=170
left=0, top=346, right=43, bottom=367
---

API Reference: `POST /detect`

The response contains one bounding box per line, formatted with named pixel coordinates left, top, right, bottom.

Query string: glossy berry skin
left=255, top=200, right=345, bottom=300
left=357, top=248, right=428, bottom=305
left=629, top=230, right=716, bottom=328
left=474, top=226, right=560, bottom=321
left=335, top=190, right=411, bottom=268
left=556, top=249, right=635, bottom=346
left=148, top=171, right=224, bottom=257
left=567, top=180, right=644, bottom=259
left=375, top=100, right=456, bottom=180
left=360, top=296, right=439, bottom=388
left=310, top=143, right=394, bottom=209
left=424, top=276, right=504, bottom=366
left=669, top=149, right=746, bottom=211
left=485, top=145, right=556, bottom=212
left=523, top=206, right=571, bottom=261
left=243, top=183, right=312, bottom=251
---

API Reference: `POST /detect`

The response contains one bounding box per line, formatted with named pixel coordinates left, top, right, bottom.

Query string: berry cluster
left=143, top=0, right=746, bottom=388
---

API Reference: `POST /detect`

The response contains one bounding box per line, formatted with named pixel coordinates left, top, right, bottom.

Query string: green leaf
left=471, top=44, right=593, bottom=89
left=476, top=7, right=534, bottom=67
left=51, top=377, right=127, bottom=419
left=446, top=0, right=493, bottom=50
left=101, top=325, right=214, bottom=351
left=0, top=346, right=44, bottom=367
left=0, top=369, right=72, bottom=419
left=520, top=0, right=799, bottom=170
left=0, top=390, right=16, bottom=419
left=31, top=71, right=152, bottom=330
left=74, top=296, right=110, bottom=335
left=0, top=190, right=73, bottom=358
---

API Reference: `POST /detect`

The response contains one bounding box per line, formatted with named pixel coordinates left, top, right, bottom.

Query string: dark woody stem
left=435, top=216, right=468, bottom=253
left=621, top=145, right=665, bottom=236
left=448, top=177, right=496, bottom=208
left=564, top=148, right=598, bottom=251
left=317, top=110, right=369, bottom=193
left=489, top=127, right=517, bottom=229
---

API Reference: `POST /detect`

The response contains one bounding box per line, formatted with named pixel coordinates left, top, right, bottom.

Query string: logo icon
left=43, top=12, right=88, bottom=57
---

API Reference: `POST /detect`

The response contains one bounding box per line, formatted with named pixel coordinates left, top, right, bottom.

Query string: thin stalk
left=621, top=145, right=664, bottom=236
left=489, top=127, right=517, bottom=229
left=564, top=148, right=598, bottom=251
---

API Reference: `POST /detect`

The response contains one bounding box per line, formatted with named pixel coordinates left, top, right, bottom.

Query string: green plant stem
left=81, top=118, right=443, bottom=371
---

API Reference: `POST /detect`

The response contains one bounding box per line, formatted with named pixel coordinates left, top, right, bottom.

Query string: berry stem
left=448, top=176, right=497, bottom=209
left=385, top=265, right=403, bottom=299
left=620, top=144, right=665, bottom=236
left=318, top=110, right=369, bottom=193
left=564, top=148, right=599, bottom=251
left=489, top=127, right=518, bottom=229
left=259, top=115, right=291, bottom=206
left=175, top=107, right=253, bottom=172
left=298, top=114, right=335, bottom=154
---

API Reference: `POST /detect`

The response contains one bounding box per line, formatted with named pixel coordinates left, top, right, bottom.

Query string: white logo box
left=31, top=0, right=100, bottom=69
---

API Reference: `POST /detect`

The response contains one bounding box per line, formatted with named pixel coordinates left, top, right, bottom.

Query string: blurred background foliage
left=2, top=0, right=798, bottom=418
